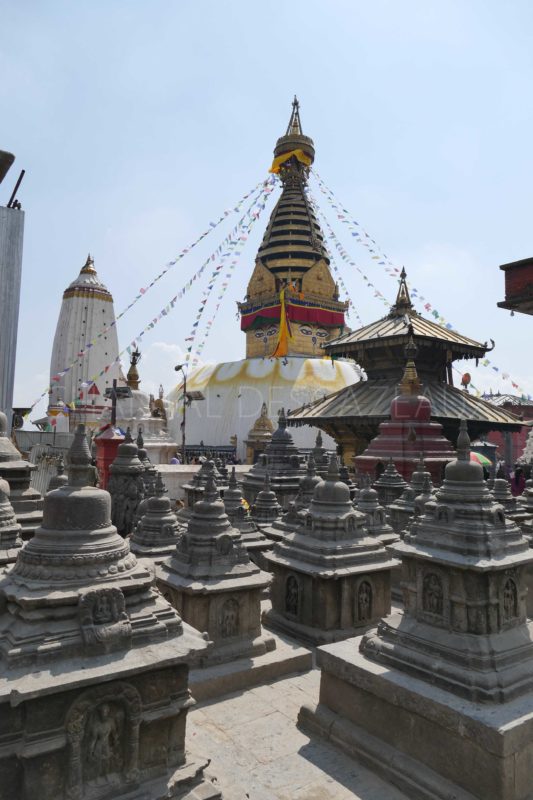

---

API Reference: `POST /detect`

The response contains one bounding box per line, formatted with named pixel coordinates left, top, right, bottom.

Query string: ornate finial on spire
left=80, top=253, right=96, bottom=275
left=286, top=95, right=303, bottom=135
left=399, top=335, right=422, bottom=396
left=264, top=472, right=271, bottom=490
left=137, top=427, right=144, bottom=448
left=229, top=466, right=237, bottom=490
left=307, top=454, right=316, bottom=476
left=124, top=427, right=133, bottom=443
left=392, top=267, right=413, bottom=314
left=278, top=408, right=287, bottom=430
left=126, top=348, right=141, bottom=390
left=155, top=471, right=166, bottom=496
left=326, top=453, right=340, bottom=481
left=456, top=419, right=471, bottom=462
left=203, top=473, right=220, bottom=503
left=68, top=424, right=92, bottom=486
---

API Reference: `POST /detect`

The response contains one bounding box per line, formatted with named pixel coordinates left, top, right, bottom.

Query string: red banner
left=241, top=300, right=345, bottom=331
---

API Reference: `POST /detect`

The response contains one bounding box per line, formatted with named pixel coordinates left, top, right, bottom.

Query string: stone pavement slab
left=187, top=669, right=408, bottom=800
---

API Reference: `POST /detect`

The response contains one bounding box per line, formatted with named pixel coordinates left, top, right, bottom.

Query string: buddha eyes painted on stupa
left=299, top=324, right=330, bottom=339
left=254, top=326, right=278, bottom=339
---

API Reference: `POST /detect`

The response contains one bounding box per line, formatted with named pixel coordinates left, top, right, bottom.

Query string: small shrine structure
left=265, top=455, right=396, bottom=645
left=0, top=425, right=220, bottom=800
left=302, top=422, right=533, bottom=800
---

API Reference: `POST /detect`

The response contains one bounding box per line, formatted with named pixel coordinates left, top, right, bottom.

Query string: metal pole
left=111, top=379, right=117, bottom=427
left=182, top=371, right=187, bottom=464
left=7, top=169, right=25, bottom=208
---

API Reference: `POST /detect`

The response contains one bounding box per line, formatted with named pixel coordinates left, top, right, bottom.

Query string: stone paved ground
left=188, top=668, right=408, bottom=800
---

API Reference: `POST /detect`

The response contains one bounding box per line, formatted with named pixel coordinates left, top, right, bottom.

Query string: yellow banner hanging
left=269, top=149, right=312, bottom=174
left=271, top=287, right=292, bottom=358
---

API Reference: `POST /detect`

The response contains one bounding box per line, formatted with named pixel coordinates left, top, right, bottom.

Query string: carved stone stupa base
left=0, top=657, right=221, bottom=800
left=300, top=636, right=533, bottom=800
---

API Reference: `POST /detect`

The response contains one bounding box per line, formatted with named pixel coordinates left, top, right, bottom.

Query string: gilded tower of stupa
left=168, top=100, right=359, bottom=459
left=238, top=98, right=348, bottom=359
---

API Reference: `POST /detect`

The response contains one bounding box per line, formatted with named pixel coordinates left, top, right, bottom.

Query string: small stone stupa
left=241, top=408, right=303, bottom=509
left=354, top=336, right=455, bottom=485
left=387, top=455, right=435, bottom=536
left=259, top=455, right=322, bottom=542
left=491, top=477, right=518, bottom=513
left=302, top=422, right=533, bottom=800
left=47, top=454, right=69, bottom=491
left=264, top=455, right=396, bottom=645
left=311, top=430, right=330, bottom=476
left=244, top=401, right=274, bottom=464
left=0, top=411, right=44, bottom=539
left=0, top=425, right=220, bottom=800
left=250, top=472, right=283, bottom=534
left=223, top=467, right=271, bottom=566
left=178, top=459, right=225, bottom=522
left=129, top=472, right=184, bottom=564
left=107, top=428, right=146, bottom=535
left=356, top=482, right=398, bottom=546
left=0, top=477, right=23, bottom=571
left=158, top=474, right=275, bottom=666
left=339, top=463, right=358, bottom=502
left=373, top=458, right=408, bottom=505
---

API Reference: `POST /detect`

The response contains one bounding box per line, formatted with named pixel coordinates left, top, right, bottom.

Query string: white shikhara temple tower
left=47, top=254, right=121, bottom=432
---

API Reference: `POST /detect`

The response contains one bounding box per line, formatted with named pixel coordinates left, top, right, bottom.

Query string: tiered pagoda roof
left=289, top=270, right=522, bottom=445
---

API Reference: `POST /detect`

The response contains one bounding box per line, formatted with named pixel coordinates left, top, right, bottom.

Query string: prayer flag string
left=26, top=177, right=274, bottom=417
left=312, top=171, right=532, bottom=400
left=182, top=181, right=276, bottom=366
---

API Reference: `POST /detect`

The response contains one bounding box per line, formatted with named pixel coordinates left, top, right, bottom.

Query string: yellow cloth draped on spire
left=269, top=149, right=312, bottom=174
left=271, top=286, right=293, bottom=358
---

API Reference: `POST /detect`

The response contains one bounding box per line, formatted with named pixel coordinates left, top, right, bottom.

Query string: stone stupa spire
left=388, top=455, right=435, bottom=536
left=242, top=409, right=303, bottom=509
left=356, top=481, right=398, bottom=547
left=0, top=410, right=44, bottom=539
left=251, top=472, right=283, bottom=528
left=223, top=467, right=272, bottom=565
left=0, top=423, right=219, bottom=799
left=0, top=477, right=23, bottom=570
left=130, top=471, right=184, bottom=563
left=361, top=419, right=533, bottom=701
left=158, top=472, right=274, bottom=663
left=0, top=425, right=186, bottom=665
left=265, top=454, right=397, bottom=643
left=107, top=427, right=145, bottom=535
left=373, top=457, right=408, bottom=506
left=47, top=453, right=68, bottom=491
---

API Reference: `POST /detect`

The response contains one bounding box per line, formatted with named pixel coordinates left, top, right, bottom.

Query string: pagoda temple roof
left=483, top=393, right=533, bottom=408
left=288, top=378, right=523, bottom=434
left=325, top=269, right=488, bottom=363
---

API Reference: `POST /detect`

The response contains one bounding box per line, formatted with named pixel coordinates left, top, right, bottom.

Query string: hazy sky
left=2, top=0, right=533, bottom=424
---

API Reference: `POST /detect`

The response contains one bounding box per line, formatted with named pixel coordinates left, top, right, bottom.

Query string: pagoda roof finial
left=399, top=334, right=422, bottom=396
left=392, top=267, right=413, bottom=315
left=286, top=95, right=303, bottom=136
